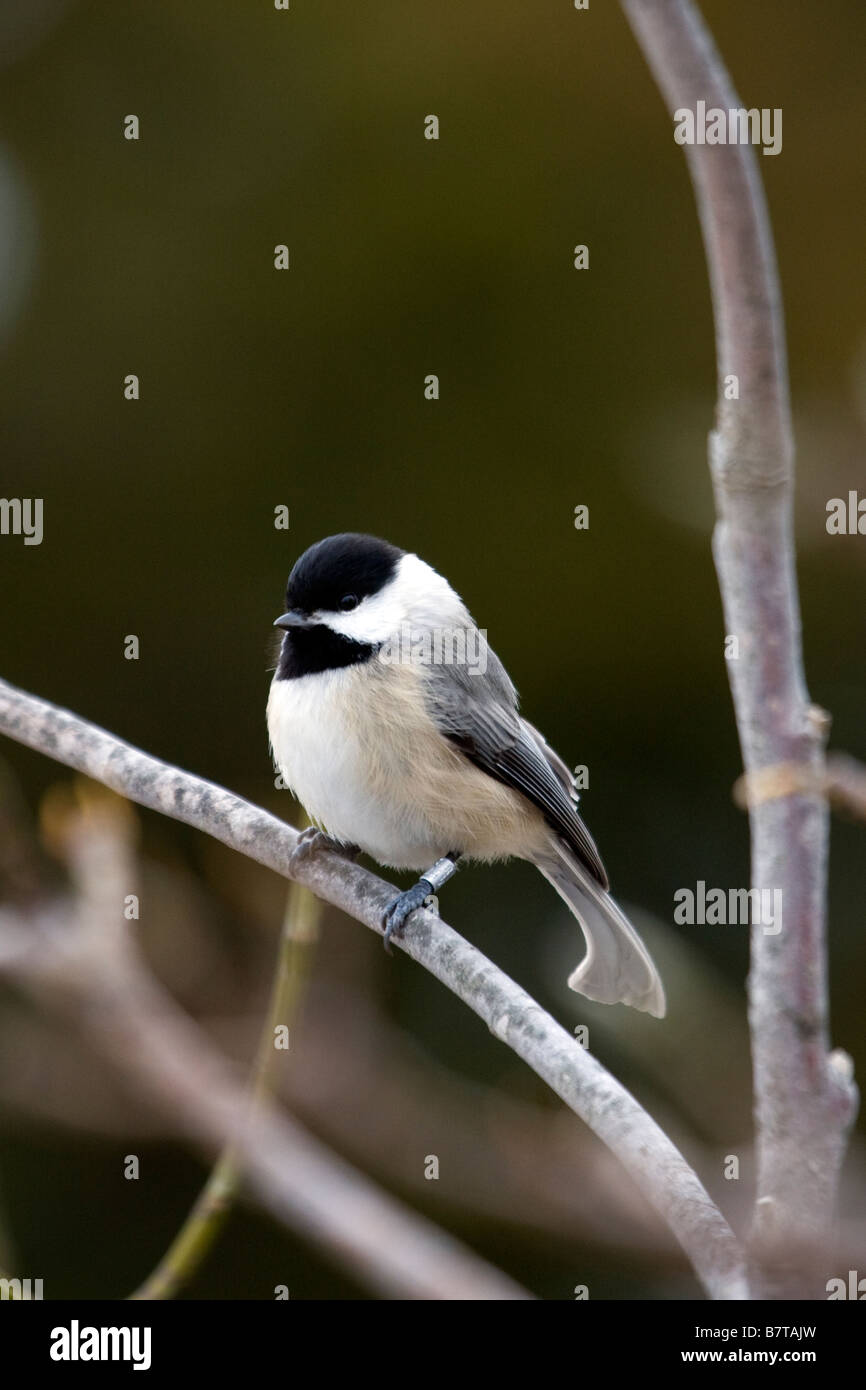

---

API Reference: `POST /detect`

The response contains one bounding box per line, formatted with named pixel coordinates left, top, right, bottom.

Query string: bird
left=267, top=532, right=665, bottom=1017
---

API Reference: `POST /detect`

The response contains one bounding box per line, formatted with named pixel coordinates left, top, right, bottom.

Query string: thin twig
left=825, top=753, right=866, bottom=823
left=733, top=752, right=866, bottom=824
left=130, top=874, right=322, bottom=1300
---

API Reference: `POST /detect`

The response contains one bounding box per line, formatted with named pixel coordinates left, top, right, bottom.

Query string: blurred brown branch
left=0, top=676, right=748, bottom=1298
left=0, top=792, right=528, bottom=1301
left=0, top=773, right=726, bottom=1272
left=620, top=0, right=858, bottom=1294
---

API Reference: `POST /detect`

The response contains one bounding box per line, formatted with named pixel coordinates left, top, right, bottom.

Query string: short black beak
left=273, top=610, right=316, bottom=631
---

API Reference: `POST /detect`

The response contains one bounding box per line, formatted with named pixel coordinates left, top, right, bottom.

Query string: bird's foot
left=290, top=827, right=360, bottom=871
left=382, top=878, right=437, bottom=953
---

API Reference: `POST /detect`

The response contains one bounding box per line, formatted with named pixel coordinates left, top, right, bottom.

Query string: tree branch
left=733, top=752, right=866, bottom=824
left=0, top=675, right=748, bottom=1298
left=619, top=0, right=858, bottom=1288
left=0, top=891, right=528, bottom=1302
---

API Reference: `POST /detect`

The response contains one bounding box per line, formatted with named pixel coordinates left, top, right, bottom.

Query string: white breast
left=267, top=659, right=543, bottom=871
left=267, top=661, right=442, bottom=868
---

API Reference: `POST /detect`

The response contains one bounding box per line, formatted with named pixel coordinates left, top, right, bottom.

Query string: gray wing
left=422, top=636, right=609, bottom=889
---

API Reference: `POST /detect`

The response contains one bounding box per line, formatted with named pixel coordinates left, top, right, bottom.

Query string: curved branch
left=0, top=675, right=748, bottom=1299
left=619, top=0, right=858, bottom=1286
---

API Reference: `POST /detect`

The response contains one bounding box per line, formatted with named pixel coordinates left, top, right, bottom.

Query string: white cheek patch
left=324, top=587, right=405, bottom=644
left=321, top=553, right=468, bottom=644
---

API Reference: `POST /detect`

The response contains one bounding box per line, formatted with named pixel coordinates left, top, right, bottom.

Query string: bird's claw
left=290, top=827, right=359, bottom=872
left=382, top=879, right=435, bottom=953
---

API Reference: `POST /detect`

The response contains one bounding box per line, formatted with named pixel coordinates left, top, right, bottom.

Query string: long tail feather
left=537, top=845, right=666, bottom=1017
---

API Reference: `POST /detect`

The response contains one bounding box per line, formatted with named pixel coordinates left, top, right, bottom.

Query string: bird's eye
left=339, top=593, right=359, bottom=612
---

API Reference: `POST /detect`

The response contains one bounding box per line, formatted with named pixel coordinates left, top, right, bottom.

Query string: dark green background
left=0, top=0, right=863, bottom=1299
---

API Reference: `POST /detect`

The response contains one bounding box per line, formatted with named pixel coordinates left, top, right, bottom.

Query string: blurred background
left=0, top=0, right=863, bottom=1298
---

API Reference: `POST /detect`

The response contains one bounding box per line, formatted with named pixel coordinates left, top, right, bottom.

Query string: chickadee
left=267, top=533, right=665, bottom=1017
